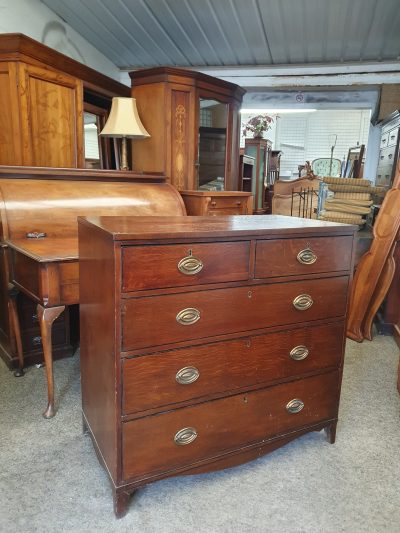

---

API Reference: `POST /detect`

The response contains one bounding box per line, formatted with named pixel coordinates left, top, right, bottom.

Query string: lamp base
left=120, top=137, right=129, bottom=171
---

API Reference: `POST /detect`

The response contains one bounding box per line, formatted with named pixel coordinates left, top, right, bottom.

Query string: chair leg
left=37, top=304, right=65, bottom=419
left=8, top=283, right=24, bottom=377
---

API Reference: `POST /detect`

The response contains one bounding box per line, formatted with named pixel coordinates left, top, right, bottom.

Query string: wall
left=0, top=0, right=122, bottom=81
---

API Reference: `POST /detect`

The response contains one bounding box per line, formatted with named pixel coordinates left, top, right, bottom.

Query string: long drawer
left=122, top=371, right=339, bottom=480
left=122, top=241, right=250, bottom=291
left=255, top=236, right=353, bottom=278
left=121, top=276, right=349, bottom=351
left=122, top=322, right=345, bottom=414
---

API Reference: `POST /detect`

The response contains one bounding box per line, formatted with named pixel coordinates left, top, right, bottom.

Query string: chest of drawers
left=180, top=190, right=253, bottom=216
left=78, top=215, right=356, bottom=517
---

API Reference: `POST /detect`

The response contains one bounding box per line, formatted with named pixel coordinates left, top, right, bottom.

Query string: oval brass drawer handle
left=286, top=399, right=304, bottom=414
left=176, top=308, right=201, bottom=325
left=174, top=427, right=198, bottom=446
left=297, top=248, right=317, bottom=265
left=178, top=255, right=203, bottom=276
left=289, top=345, right=309, bottom=361
left=293, top=294, right=313, bottom=311
left=176, top=366, right=200, bottom=385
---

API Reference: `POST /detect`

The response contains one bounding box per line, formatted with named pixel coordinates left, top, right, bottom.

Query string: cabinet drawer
left=122, top=322, right=345, bottom=414
left=122, top=241, right=250, bottom=291
left=387, top=127, right=399, bottom=147
left=208, top=197, right=247, bottom=210
left=378, top=146, right=396, bottom=166
left=208, top=207, right=245, bottom=216
left=255, top=236, right=353, bottom=278
left=122, top=371, right=339, bottom=480
left=122, top=276, right=349, bottom=351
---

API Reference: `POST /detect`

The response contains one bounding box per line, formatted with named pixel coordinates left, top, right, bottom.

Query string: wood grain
left=347, top=161, right=400, bottom=341
left=122, top=276, right=349, bottom=351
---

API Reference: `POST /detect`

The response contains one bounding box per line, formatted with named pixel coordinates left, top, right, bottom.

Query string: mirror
left=197, top=99, right=228, bottom=190
left=84, top=112, right=101, bottom=169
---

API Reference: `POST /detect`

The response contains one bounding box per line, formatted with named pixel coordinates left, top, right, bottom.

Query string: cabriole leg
left=37, top=304, right=65, bottom=418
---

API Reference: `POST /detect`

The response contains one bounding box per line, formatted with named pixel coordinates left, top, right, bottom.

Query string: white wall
left=0, top=0, right=123, bottom=82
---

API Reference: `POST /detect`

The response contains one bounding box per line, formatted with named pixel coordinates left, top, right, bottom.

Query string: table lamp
left=100, top=97, right=150, bottom=170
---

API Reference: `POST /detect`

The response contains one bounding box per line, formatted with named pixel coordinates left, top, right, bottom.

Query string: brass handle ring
left=289, top=345, right=309, bottom=361
left=176, top=308, right=201, bottom=325
left=176, top=366, right=200, bottom=385
left=293, top=294, right=313, bottom=311
left=174, top=427, right=198, bottom=446
left=297, top=248, right=317, bottom=265
left=178, top=255, right=203, bottom=276
left=286, top=399, right=304, bottom=414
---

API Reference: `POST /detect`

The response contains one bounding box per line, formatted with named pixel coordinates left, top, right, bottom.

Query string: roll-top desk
left=78, top=215, right=356, bottom=517
left=0, top=168, right=186, bottom=417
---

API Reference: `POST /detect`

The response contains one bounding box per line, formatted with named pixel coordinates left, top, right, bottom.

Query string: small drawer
left=380, top=135, right=388, bottom=148
left=122, top=371, right=339, bottom=480
left=207, top=207, right=244, bottom=216
left=387, top=127, right=399, bottom=147
left=122, top=322, right=345, bottom=414
left=122, top=241, right=250, bottom=291
left=121, top=276, right=349, bottom=351
left=21, top=324, right=68, bottom=352
left=376, top=172, right=392, bottom=188
left=255, top=236, right=353, bottom=278
left=379, top=146, right=396, bottom=165
left=208, top=196, right=247, bottom=210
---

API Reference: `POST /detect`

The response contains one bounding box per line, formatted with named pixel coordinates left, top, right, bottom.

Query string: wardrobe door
left=18, top=63, right=84, bottom=167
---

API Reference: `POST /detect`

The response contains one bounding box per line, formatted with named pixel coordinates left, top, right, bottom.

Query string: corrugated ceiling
left=42, top=0, right=400, bottom=69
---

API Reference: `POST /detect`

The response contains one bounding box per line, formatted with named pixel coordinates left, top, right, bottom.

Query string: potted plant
left=242, top=113, right=274, bottom=139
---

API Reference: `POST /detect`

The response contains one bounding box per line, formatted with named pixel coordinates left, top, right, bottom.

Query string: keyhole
left=248, top=291, right=252, bottom=299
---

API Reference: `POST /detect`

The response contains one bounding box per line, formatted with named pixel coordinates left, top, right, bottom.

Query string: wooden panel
left=79, top=221, right=119, bottom=482
left=122, top=322, right=345, bottom=414
left=171, top=89, right=193, bottom=190
left=132, top=83, right=166, bottom=174
left=18, top=63, right=83, bottom=167
left=255, top=236, right=353, bottom=278
left=122, top=276, right=349, bottom=351
left=122, top=241, right=250, bottom=291
left=0, top=63, right=22, bottom=165
left=122, top=371, right=339, bottom=480
left=0, top=179, right=185, bottom=239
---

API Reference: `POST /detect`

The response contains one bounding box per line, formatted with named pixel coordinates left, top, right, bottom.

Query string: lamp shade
left=100, top=97, right=150, bottom=139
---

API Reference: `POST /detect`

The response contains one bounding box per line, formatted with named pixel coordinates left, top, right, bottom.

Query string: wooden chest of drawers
left=78, top=215, right=356, bottom=517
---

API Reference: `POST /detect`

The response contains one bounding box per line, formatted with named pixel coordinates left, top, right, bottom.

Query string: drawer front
left=122, top=241, right=250, bottom=291
left=207, top=207, right=244, bottom=216
left=255, top=236, right=353, bottom=278
left=378, top=146, right=396, bottom=166
left=376, top=170, right=392, bottom=188
left=208, top=196, right=247, bottom=210
left=387, top=127, right=399, bottom=147
left=122, top=276, right=349, bottom=351
left=122, top=371, right=339, bottom=480
left=122, top=322, right=345, bottom=414
left=21, top=324, right=68, bottom=352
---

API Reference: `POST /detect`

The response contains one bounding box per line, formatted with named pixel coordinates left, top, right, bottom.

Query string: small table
left=6, top=237, right=78, bottom=418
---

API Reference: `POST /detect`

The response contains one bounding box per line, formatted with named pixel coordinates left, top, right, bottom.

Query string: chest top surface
left=79, top=214, right=357, bottom=242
